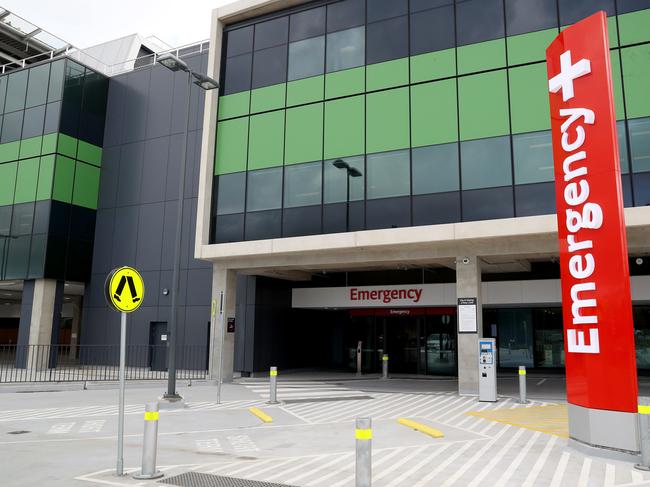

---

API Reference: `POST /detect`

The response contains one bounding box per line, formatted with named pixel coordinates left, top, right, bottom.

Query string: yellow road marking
left=639, top=405, right=650, bottom=415
left=466, top=404, right=568, bottom=438
left=249, top=407, right=273, bottom=423
left=397, top=418, right=444, bottom=438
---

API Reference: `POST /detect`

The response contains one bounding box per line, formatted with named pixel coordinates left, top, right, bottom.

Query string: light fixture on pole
left=332, top=159, right=362, bottom=232
left=157, top=52, right=219, bottom=402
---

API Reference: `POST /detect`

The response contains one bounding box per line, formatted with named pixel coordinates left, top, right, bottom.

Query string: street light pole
left=332, top=159, right=363, bottom=233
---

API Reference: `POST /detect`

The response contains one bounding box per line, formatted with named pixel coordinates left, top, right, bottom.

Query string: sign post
left=546, top=12, right=638, bottom=456
left=105, top=266, right=145, bottom=476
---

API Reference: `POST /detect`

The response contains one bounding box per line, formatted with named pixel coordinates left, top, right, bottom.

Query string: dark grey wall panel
left=98, top=146, right=120, bottom=209
left=145, top=65, right=174, bottom=140
left=103, top=78, right=126, bottom=148
left=135, top=202, right=165, bottom=271
left=117, top=142, right=144, bottom=207
left=110, top=205, right=139, bottom=267
left=90, top=208, right=115, bottom=274
left=141, top=137, right=170, bottom=204
left=186, top=268, right=211, bottom=306
left=165, top=133, right=184, bottom=201
left=122, top=69, right=151, bottom=144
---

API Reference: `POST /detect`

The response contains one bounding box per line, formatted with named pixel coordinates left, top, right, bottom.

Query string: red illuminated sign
left=546, top=12, right=637, bottom=412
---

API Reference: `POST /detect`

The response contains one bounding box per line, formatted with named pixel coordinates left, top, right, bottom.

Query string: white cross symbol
left=548, top=50, right=591, bottom=102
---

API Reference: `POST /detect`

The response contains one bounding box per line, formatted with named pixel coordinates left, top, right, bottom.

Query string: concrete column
left=208, top=265, right=236, bottom=382
left=456, top=257, right=483, bottom=395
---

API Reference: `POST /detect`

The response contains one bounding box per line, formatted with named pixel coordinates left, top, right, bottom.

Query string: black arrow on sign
left=113, top=275, right=140, bottom=303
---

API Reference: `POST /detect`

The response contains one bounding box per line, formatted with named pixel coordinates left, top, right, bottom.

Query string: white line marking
left=288, top=453, right=351, bottom=485
left=494, top=431, right=542, bottom=487
left=577, top=457, right=592, bottom=487
left=384, top=443, right=452, bottom=487
left=47, top=422, right=75, bottom=434
left=462, top=428, right=526, bottom=487
left=263, top=454, right=328, bottom=482
left=549, top=451, right=571, bottom=487
left=521, top=434, right=559, bottom=487
left=536, top=378, right=547, bottom=386
left=195, top=438, right=222, bottom=453
left=79, top=420, right=106, bottom=433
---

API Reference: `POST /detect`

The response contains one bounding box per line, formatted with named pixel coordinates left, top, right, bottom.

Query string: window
left=410, top=0, right=453, bottom=13
left=412, top=144, right=459, bottom=194
left=216, top=172, right=246, bottom=215
left=284, top=161, right=322, bottom=207
left=0, top=76, right=7, bottom=114
left=462, top=186, right=514, bottom=221
left=227, top=26, right=254, bottom=57
left=617, top=0, right=650, bottom=14
left=21, top=105, right=46, bottom=139
left=456, top=0, right=505, bottom=46
left=410, top=4, right=455, bottom=55
left=288, top=36, right=325, bottom=81
left=26, top=64, right=50, bottom=108
left=254, top=17, right=289, bottom=50
left=367, top=0, right=407, bottom=23
left=366, top=150, right=410, bottom=199
left=327, top=0, right=365, bottom=33
left=290, top=7, right=325, bottom=42
left=513, top=131, right=554, bottom=184
left=366, top=16, right=408, bottom=65
left=4, top=69, right=28, bottom=113
left=1, top=110, right=24, bottom=143
left=505, top=0, right=558, bottom=36
left=618, top=121, right=630, bottom=174
left=461, top=136, right=512, bottom=190
left=44, top=102, right=61, bottom=135
left=324, top=156, right=364, bottom=203
left=11, top=203, right=34, bottom=236
left=558, top=0, right=615, bottom=25
left=246, top=167, right=283, bottom=211
left=252, top=45, right=287, bottom=88
left=326, top=27, right=365, bottom=72
left=223, top=53, right=252, bottom=94
left=47, top=60, right=65, bottom=103
left=630, top=117, right=650, bottom=173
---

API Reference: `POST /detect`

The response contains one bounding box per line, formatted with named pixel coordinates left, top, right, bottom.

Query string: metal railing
left=0, top=344, right=208, bottom=383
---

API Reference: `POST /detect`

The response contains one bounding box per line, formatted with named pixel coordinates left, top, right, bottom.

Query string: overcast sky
left=3, top=0, right=236, bottom=49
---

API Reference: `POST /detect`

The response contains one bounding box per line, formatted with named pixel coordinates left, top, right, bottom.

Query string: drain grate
left=160, top=472, right=299, bottom=487
left=282, top=395, right=373, bottom=404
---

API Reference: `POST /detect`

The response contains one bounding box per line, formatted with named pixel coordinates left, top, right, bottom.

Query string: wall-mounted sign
left=457, top=297, right=478, bottom=333
left=227, top=317, right=235, bottom=333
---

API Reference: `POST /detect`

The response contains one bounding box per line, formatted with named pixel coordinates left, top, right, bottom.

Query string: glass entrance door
left=346, top=315, right=382, bottom=373
left=385, top=315, right=419, bottom=373
left=424, top=313, right=457, bottom=375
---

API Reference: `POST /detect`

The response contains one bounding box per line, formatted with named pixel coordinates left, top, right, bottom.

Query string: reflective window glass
left=413, top=192, right=461, bottom=225
left=254, top=17, right=289, bottom=50
left=284, top=161, right=322, bottom=208
left=410, top=5, right=455, bottom=55
left=558, top=0, right=615, bottom=25
left=216, top=172, right=246, bottom=215
left=5, top=235, right=30, bottom=279
left=245, top=209, right=282, bottom=240
left=0, top=76, right=7, bottom=114
left=505, top=0, right=558, bottom=36
left=227, top=26, right=254, bottom=57
left=412, top=144, right=459, bottom=194
left=515, top=182, right=556, bottom=216
left=290, top=7, right=325, bottom=42
left=5, top=70, right=28, bottom=113
left=11, top=203, right=34, bottom=236
left=617, top=0, right=650, bottom=14
left=366, top=196, right=411, bottom=229
left=462, top=186, right=514, bottom=221
left=367, top=0, right=408, bottom=23
left=0, top=110, right=23, bottom=143
left=410, top=0, right=453, bottom=13
left=456, top=0, right=505, bottom=46
left=327, top=0, right=365, bottom=33
left=0, top=205, right=11, bottom=235
left=47, top=60, right=65, bottom=103
left=326, top=27, right=365, bottom=72
left=214, top=213, right=244, bottom=243
left=288, top=36, right=325, bottom=81
left=461, top=136, right=512, bottom=190
left=25, top=64, right=50, bottom=108
left=223, top=53, right=252, bottom=95
left=283, top=206, right=322, bottom=236
left=367, top=16, right=409, bottom=65
left=618, top=121, right=629, bottom=174
left=21, top=105, right=46, bottom=139
left=44, top=101, right=61, bottom=134
left=252, top=45, right=287, bottom=88
left=324, top=156, right=365, bottom=203
left=630, top=117, right=650, bottom=173
left=367, top=150, right=410, bottom=199
left=513, top=131, right=554, bottom=184
left=246, top=167, right=283, bottom=211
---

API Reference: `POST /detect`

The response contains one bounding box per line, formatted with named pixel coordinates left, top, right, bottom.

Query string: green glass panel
left=0, top=161, right=17, bottom=206
left=411, top=79, right=458, bottom=147
left=619, top=9, right=650, bottom=46
left=610, top=50, right=625, bottom=121
left=285, top=103, right=323, bottom=165
left=250, top=84, right=286, bottom=114
left=622, top=44, right=650, bottom=119
left=287, top=76, right=324, bottom=107
left=73, top=162, right=100, bottom=209
left=509, top=63, right=551, bottom=134
left=77, top=140, right=102, bottom=167
left=324, top=95, right=365, bottom=160
left=457, top=39, right=506, bottom=75
left=19, top=136, right=42, bottom=159
left=248, top=110, right=285, bottom=170
left=52, top=155, right=75, bottom=203
left=410, top=49, right=455, bottom=84
left=458, top=71, right=510, bottom=140
left=366, top=88, right=410, bottom=154
left=36, top=154, right=55, bottom=200
left=608, top=16, right=618, bottom=48
left=0, top=141, right=19, bottom=163
left=507, top=28, right=558, bottom=66
left=14, top=157, right=39, bottom=204
left=41, top=133, right=57, bottom=155
left=218, top=92, right=250, bottom=120
left=57, top=133, right=78, bottom=158
left=214, top=118, right=249, bottom=175
left=325, top=67, right=365, bottom=99
left=366, top=58, right=409, bottom=92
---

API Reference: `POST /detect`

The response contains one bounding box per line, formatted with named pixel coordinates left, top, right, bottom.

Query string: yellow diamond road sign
left=105, top=266, right=145, bottom=313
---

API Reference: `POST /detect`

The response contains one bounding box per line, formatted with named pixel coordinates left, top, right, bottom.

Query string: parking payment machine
left=478, top=338, right=497, bottom=402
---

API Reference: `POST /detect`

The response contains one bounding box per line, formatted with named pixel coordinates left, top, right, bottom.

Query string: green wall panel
left=73, top=162, right=100, bottom=209
left=19, top=136, right=42, bottom=159
left=457, top=39, right=506, bottom=75
left=285, top=103, right=323, bottom=165
left=248, top=110, right=285, bottom=170
left=53, top=155, right=75, bottom=203
left=622, top=44, right=650, bottom=119
left=41, top=133, right=57, bottom=155
left=77, top=140, right=102, bottom=167
left=509, top=63, right=551, bottom=134
left=610, top=50, right=626, bottom=121
left=0, top=161, right=17, bottom=206
left=57, top=133, right=77, bottom=159
left=287, top=76, right=324, bottom=107
left=14, top=157, right=39, bottom=204
left=36, top=154, right=54, bottom=200
left=366, top=87, right=410, bottom=154
left=366, top=58, right=409, bottom=92
left=325, top=67, right=365, bottom=99
left=507, top=28, right=558, bottom=66
left=324, top=95, right=365, bottom=160
left=411, top=79, right=458, bottom=147
left=608, top=16, right=619, bottom=48
left=410, top=49, right=455, bottom=84
left=218, top=91, right=250, bottom=120
left=214, top=118, right=249, bottom=175
left=250, top=84, right=286, bottom=114
left=619, top=9, right=650, bottom=46
left=459, top=70, right=510, bottom=140
left=0, top=141, right=19, bottom=163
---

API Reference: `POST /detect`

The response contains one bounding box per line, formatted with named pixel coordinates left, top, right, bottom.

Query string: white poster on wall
left=457, top=297, right=478, bottom=333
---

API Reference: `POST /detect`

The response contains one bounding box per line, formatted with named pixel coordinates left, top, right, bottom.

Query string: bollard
left=381, top=355, right=389, bottom=380
left=518, top=366, right=528, bottom=404
left=356, top=341, right=363, bottom=376
left=636, top=397, right=650, bottom=471
left=268, top=366, right=279, bottom=404
left=132, top=403, right=164, bottom=480
left=355, top=417, right=372, bottom=487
